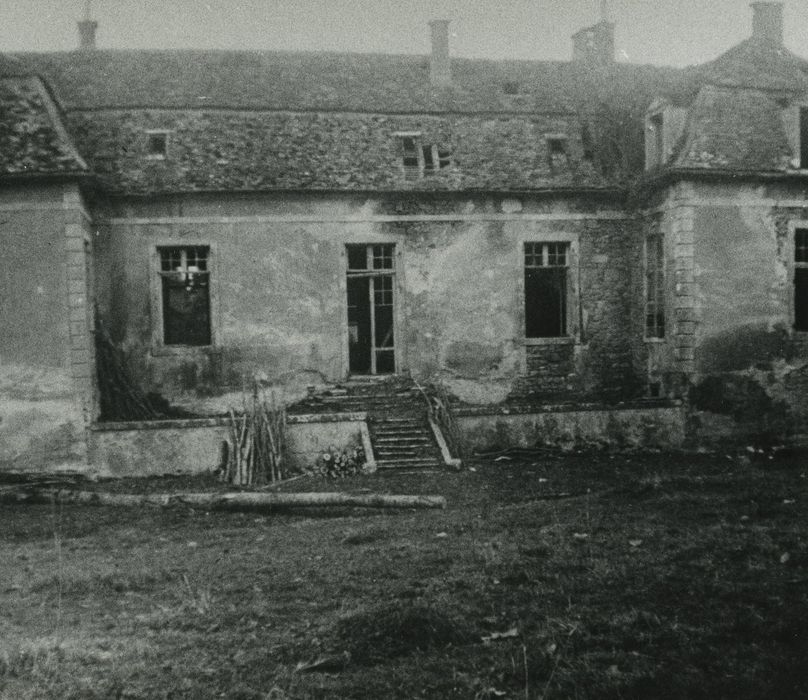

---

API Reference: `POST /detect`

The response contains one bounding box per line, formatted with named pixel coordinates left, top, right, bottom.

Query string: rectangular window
left=800, top=109, right=808, bottom=169
left=146, top=131, right=169, bottom=159
left=397, top=133, right=451, bottom=178
left=525, top=242, right=568, bottom=338
left=546, top=137, right=569, bottom=170
left=346, top=244, right=396, bottom=375
left=645, top=234, right=665, bottom=338
left=795, top=229, right=808, bottom=331
left=158, top=246, right=211, bottom=346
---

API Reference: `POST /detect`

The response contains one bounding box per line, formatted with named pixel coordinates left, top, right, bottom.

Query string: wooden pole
left=0, top=489, right=447, bottom=511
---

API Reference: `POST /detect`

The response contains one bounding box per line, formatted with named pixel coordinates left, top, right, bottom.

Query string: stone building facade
left=1, top=3, right=807, bottom=473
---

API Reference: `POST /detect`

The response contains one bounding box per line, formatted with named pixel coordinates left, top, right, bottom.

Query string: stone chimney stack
left=429, top=19, right=451, bottom=87
left=572, top=20, right=615, bottom=66
left=751, top=2, right=784, bottom=46
left=78, top=1, right=98, bottom=50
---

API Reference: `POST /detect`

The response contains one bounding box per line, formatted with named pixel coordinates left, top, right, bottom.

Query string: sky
left=2, top=0, right=808, bottom=67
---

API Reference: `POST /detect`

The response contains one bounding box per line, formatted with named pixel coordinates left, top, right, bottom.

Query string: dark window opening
left=147, top=132, right=168, bottom=159
left=645, top=235, right=665, bottom=338
left=503, top=80, right=520, bottom=95
left=437, top=149, right=452, bottom=168
left=525, top=242, right=568, bottom=338
left=347, top=244, right=396, bottom=375
left=581, top=124, right=595, bottom=162
left=422, top=145, right=435, bottom=171
left=158, top=246, right=211, bottom=346
left=399, top=135, right=451, bottom=178
left=347, top=244, right=368, bottom=270
left=649, top=113, right=664, bottom=167
left=800, top=109, right=808, bottom=169
left=796, top=229, right=808, bottom=331
left=547, top=138, right=569, bottom=170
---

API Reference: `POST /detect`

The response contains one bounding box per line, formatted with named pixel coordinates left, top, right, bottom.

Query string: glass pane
left=524, top=242, right=543, bottom=267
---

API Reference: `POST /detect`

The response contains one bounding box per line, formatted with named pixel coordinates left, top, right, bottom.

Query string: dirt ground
left=1, top=449, right=807, bottom=699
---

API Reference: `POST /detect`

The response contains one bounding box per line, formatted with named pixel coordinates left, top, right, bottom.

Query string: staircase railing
left=412, top=377, right=467, bottom=461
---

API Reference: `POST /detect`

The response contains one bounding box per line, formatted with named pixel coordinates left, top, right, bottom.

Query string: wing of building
left=1, top=3, right=807, bottom=475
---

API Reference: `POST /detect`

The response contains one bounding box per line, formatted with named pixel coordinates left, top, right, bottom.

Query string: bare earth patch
left=0, top=450, right=806, bottom=699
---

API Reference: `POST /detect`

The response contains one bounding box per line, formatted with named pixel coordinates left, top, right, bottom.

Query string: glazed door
left=346, top=244, right=395, bottom=375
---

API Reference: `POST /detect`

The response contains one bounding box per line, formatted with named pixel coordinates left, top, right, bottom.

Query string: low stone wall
left=88, top=412, right=370, bottom=477
left=88, top=418, right=231, bottom=477
left=286, top=413, right=371, bottom=471
left=455, top=401, right=685, bottom=452
left=0, top=365, right=88, bottom=473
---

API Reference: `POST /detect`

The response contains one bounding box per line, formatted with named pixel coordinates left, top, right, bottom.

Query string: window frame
left=145, top=129, right=170, bottom=160
left=150, top=241, right=219, bottom=355
left=519, top=233, right=579, bottom=349
left=644, top=232, right=666, bottom=341
left=544, top=134, right=570, bottom=171
left=394, top=131, right=452, bottom=179
left=790, top=222, right=808, bottom=333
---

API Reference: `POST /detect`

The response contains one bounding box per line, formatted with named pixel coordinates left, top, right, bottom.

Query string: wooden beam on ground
left=0, top=489, right=447, bottom=511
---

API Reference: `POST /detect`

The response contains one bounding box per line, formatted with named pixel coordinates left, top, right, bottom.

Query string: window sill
left=644, top=337, right=666, bottom=344
left=523, top=336, right=575, bottom=346
left=150, top=344, right=220, bottom=358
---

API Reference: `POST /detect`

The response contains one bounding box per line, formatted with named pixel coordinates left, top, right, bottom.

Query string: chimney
left=572, top=20, right=615, bottom=66
left=751, top=2, right=784, bottom=46
left=429, top=19, right=451, bottom=87
left=77, top=1, right=98, bottom=50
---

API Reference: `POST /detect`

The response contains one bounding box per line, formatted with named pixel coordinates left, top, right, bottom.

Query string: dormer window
left=546, top=136, right=569, bottom=170
left=396, top=133, right=452, bottom=179
left=146, top=130, right=169, bottom=160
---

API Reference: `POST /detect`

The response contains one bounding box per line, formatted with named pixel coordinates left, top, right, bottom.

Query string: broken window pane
left=347, top=244, right=368, bottom=270
left=158, top=246, right=211, bottom=346
left=525, top=242, right=568, bottom=338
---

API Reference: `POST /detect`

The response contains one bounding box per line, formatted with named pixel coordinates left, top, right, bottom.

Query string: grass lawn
left=1, top=449, right=807, bottom=699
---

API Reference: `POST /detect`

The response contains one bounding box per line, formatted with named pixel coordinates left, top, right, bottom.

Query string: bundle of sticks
left=223, top=389, right=287, bottom=486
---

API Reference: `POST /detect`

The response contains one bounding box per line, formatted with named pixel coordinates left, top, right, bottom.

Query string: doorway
left=346, top=244, right=395, bottom=375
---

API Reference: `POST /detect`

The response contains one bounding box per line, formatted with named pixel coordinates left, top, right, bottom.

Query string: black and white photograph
left=1, top=1, right=807, bottom=697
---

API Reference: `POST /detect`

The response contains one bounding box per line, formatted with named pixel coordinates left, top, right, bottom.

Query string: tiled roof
left=12, top=49, right=690, bottom=114
left=696, top=38, right=808, bottom=92
left=4, top=38, right=808, bottom=190
left=673, top=85, right=792, bottom=171
left=0, top=76, right=88, bottom=177
left=66, top=109, right=607, bottom=194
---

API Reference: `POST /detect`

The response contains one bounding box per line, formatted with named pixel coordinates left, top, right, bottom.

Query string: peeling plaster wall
left=96, top=192, right=640, bottom=414
left=0, top=183, right=91, bottom=472
left=645, top=181, right=808, bottom=445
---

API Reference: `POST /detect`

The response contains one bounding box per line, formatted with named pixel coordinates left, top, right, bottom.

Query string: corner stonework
left=670, top=189, right=698, bottom=376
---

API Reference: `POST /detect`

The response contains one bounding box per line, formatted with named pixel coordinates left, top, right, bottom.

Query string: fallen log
left=0, top=488, right=447, bottom=511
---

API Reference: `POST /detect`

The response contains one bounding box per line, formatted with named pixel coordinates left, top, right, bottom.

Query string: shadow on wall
left=698, top=323, right=791, bottom=373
